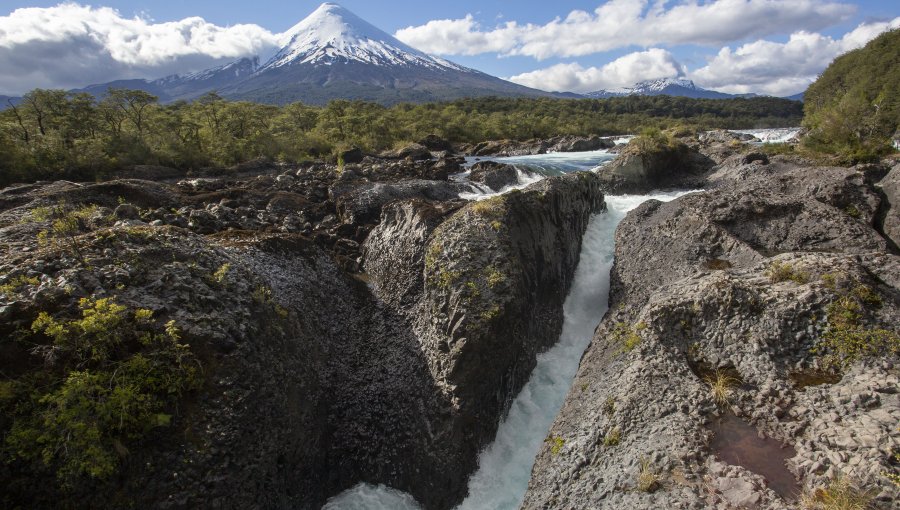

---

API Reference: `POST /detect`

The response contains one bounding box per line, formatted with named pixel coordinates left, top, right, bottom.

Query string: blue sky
left=0, top=1, right=898, bottom=96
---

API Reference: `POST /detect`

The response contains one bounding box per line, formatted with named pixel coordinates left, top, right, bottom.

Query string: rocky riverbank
left=524, top=143, right=900, bottom=509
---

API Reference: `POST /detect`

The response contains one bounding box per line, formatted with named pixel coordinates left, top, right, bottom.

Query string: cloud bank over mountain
left=0, top=3, right=277, bottom=93
left=506, top=17, right=900, bottom=96
left=0, top=1, right=897, bottom=97
left=394, top=0, right=856, bottom=59
left=507, top=49, right=686, bottom=93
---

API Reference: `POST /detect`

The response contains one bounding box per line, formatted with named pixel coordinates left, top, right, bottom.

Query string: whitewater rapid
left=324, top=146, right=695, bottom=509
left=728, top=127, right=801, bottom=144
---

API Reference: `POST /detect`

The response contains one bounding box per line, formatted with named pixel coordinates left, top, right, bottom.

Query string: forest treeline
left=0, top=90, right=803, bottom=187
left=803, top=28, right=900, bottom=161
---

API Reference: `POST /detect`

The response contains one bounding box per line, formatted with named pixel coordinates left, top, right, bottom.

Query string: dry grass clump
left=799, top=477, right=873, bottom=510
left=603, top=427, right=621, bottom=447
left=704, top=369, right=738, bottom=406
left=636, top=456, right=660, bottom=493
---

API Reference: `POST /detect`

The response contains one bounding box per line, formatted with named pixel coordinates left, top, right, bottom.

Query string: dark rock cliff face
left=365, top=172, right=605, bottom=504
left=523, top=158, right=900, bottom=509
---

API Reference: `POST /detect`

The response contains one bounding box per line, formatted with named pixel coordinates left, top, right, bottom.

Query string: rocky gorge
left=0, top=129, right=898, bottom=510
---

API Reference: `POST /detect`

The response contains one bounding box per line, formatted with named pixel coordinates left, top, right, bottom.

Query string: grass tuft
left=800, top=477, right=874, bottom=510
left=603, top=427, right=621, bottom=447
left=636, top=456, right=660, bottom=493
left=704, top=369, right=738, bottom=407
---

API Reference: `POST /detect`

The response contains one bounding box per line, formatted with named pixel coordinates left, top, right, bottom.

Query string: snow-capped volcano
left=210, top=2, right=550, bottom=105
left=262, top=2, right=465, bottom=73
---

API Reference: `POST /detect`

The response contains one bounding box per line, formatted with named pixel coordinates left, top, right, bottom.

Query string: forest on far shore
left=0, top=92, right=803, bottom=187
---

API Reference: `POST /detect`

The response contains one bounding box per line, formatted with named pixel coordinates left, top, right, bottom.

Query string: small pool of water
left=710, top=414, right=799, bottom=500
left=789, top=369, right=841, bottom=389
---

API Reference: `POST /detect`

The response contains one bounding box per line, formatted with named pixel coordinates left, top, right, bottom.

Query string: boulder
left=741, top=152, right=769, bottom=165
left=339, top=147, right=365, bottom=164
left=877, top=163, right=900, bottom=250
left=114, top=203, right=140, bottom=219
left=396, top=143, right=434, bottom=161
left=549, top=135, right=615, bottom=153
left=597, top=137, right=715, bottom=193
left=418, top=134, right=454, bottom=152
left=468, top=161, right=519, bottom=191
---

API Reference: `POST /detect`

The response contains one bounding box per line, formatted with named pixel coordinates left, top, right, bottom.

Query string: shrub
left=545, top=435, right=565, bottom=455
left=0, top=275, right=40, bottom=298
left=430, top=268, right=460, bottom=289
left=484, top=266, right=505, bottom=288
left=704, top=258, right=732, bottom=271
left=634, top=127, right=675, bottom=152
left=5, top=298, right=199, bottom=485
left=612, top=322, right=646, bottom=352
left=603, top=427, right=621, bottom=447
left=480, top=304, right=501, bottom=321
left=766, top=261, right=809, bottom=284
left=464, top=281, right=481, bottom=299
left=816, top=295, right=899, bottom=369
left=886, top=446, right=900, bottom=488
left=35, top=203, right=102, bottom=263
left=212, top=263, right=231, bottom=284
left=251, top=284, right=289, bottom=318
left=425, top=240, right=443, bottom=270
left=470, top=196, right=506, bottom=219
left=602, top=396, right=616, bottom=416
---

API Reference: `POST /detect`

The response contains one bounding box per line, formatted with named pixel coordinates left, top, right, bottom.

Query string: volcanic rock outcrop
left=0, top=152, right=603, bottom=509
left=524, top=156, right=900, bottom=509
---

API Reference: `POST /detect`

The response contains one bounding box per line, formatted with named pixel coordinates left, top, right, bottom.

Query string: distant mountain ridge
left=584, top=77, right=804, bottom=101
left=586, top=78, right=736, bottom=100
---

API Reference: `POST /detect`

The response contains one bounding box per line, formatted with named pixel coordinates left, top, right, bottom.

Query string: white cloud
left=0, top=3, right=279, bottom=94
left=395, top=0, right=856, bottom=59
left=393, top=14, right=519, bottom=56
left=508, top=49, right=685, bottom=93
left=691, top=18, right=900, bottom=96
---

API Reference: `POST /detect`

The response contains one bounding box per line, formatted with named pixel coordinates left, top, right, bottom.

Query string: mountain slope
left=76, top=57, right=260, bottom=102
left=219, top=2, right=549, bottom=105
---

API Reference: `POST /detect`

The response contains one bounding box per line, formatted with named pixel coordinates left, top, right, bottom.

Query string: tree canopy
left=803, top=28, right=900, bottom=161
left=0, top=90, right=803, bottom=187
